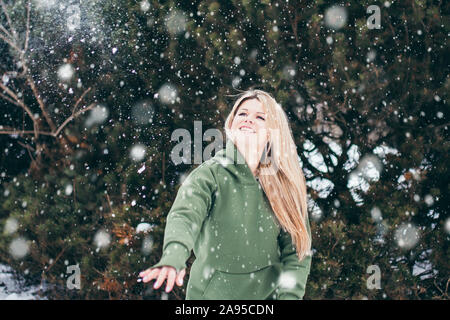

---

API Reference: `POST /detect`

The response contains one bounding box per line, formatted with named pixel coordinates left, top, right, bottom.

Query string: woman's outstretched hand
left=139, top=266, right=186, bottom=293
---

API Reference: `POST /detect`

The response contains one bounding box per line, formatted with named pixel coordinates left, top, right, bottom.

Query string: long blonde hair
left=224, top=89, right=311, bottom=261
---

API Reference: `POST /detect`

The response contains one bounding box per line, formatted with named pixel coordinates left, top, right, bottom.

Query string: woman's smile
left=239, top=125, right=256, bottom=133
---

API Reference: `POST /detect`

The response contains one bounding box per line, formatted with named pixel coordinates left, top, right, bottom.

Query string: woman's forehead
left=237, top=98, right=266, bottom=113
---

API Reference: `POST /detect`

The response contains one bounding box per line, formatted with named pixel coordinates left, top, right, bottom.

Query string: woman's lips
left=239, top=125, right=256, bottom=133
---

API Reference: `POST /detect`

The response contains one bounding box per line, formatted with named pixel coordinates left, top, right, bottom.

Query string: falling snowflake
left=278, top=272, right=296, bottom=289
left=130, top=144, right=146, bottom=162
left=141, top=236, right=154, bottom=255
left=85, top=105, right=109, bottom=128
left=65, top=184, right=73, bottom=196
left=444, top=218, right=450, bottom=234
left=136, top=223, right=153, bottom=233
left=132, top=100, right=155, bottom=125
left=57, top=64, right=74, bottom=82
left=324, top=5, right=347, bottom=30
left=94, top=230, right=111, bottom=250
left=137, top=163, right=146, bottom=174
left=370, top=207, right=383, bottom=222
left=140, top=0, right=150, bottom=12
left=424, top=194, right=434, bottom=206
left=9, top=237, right=29, bottom=260
left=4, top=217, right=19, bottom=235
left=157, top=83, right=178, bottom=104
left=394, top=223, right=420, bottom=250
left=165, top=10, right=187, bottom=36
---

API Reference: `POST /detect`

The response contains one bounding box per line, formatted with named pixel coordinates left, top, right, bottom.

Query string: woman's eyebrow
left=240, top=108, right=266, bottom=115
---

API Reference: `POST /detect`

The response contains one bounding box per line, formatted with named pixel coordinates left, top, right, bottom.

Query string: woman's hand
left=139, top=266, right=186, bottom=293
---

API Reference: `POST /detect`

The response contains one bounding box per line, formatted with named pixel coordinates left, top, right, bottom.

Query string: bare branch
left=17, top=140, right=35, bottom=151
left=22, top=0, right=31, bottom=57
left=54, top=102, right=96, bottom=137
left=0, top=30, right=21, bottom=52
left=73, top=87, right=92, bottom=115
left=17, top=140, right=36, bottom=162
left=0, top=128, right=53, bottom=136
left=0, top=0, right=18, bottom=41
left=0, top=82, right=35, bottom=121
left=0, top=23, right=12, bottom=39
left=0, top=90, right=22, bottom=106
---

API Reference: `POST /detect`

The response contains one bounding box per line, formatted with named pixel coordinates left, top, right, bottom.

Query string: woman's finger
left=142, top=268, right=159, bottom=283
left=139, top=267, right=156, bottom=279
left=176, top=268, right=186, bottom=286
left=165, top=268, right=177, bottom=293
left=153, top=267, right=168, bottom=289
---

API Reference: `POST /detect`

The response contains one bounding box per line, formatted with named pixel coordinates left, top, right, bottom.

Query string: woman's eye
left=237, top=112, right=264, bottom=120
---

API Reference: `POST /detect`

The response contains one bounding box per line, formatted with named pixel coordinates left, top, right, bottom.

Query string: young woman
left=139, top=89, right=312, bottom=300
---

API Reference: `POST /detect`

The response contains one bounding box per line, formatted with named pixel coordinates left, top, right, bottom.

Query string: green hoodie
left=150, top=138, right=312, bottom=300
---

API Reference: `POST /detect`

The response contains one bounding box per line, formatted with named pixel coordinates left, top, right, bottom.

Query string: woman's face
left=230, top=98, right=269, bottom=164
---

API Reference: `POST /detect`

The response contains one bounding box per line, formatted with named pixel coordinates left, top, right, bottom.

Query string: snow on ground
left=0, top=264, right=44, bottom=300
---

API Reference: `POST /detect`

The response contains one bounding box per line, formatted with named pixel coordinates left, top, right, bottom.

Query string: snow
left=57, top=64, right=74, bottom=82
left=9, top=238, right=30, bottom=260
left=3, top=217, right=19, bottom=235
left=140, top=1, right=150, bottom=12
left=370, top=207, right=383, bottom=223
left=278, top=272, right=297, bottom=289
left=158, top=83, right=179, bottom=104
left=0, top=264, right=42, bottom=300
left=445, top=218, right=450, bottom=234
left=424, top=194, right=434, bottom=206
left=65, top=184, right=73, bottom=196
left=324, top=5, right=347, bottom=30
left=94, top=229, right=111, bottom=250
left=137, top=164, right=146, bottom=174
left=85, top=105, right=109, bottom=128
left=130, top=144, right=146, bottom=162
left=132, top=100, right=155, bottom=125
left=141, top=236, right=154, bottom=255
left=136, top=223, right=153, bottom=233
left=394, top=223, right=420, bottom=250
left=165, top=10, right=187, bottom=36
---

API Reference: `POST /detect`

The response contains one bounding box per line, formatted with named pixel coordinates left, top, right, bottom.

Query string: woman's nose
left=244, top=116, right=254, bottom=123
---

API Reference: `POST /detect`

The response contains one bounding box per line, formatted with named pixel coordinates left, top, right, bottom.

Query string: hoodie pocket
left=201, top=265, right=278, bottom=300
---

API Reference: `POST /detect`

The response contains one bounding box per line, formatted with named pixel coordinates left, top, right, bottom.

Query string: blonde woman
left=139, top=89, right=312, bottom=300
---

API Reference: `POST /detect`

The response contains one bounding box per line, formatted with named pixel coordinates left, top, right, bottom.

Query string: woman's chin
left=233, top=130, right=258, bottom=141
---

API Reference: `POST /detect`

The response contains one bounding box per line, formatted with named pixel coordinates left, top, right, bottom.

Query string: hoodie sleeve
left=276, top=214, right=312, bottom=300
left=149, top=163, right=217, bottom=273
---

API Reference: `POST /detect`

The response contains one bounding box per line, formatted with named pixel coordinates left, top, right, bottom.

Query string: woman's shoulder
left=190, top=150, right=228, bottom=174
left=181, top=149, right=232, bottom=185
left=182, top=157, right=220, bottom=184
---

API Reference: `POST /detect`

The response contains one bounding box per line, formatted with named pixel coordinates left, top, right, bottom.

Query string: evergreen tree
left=0, top=0, right=448, bottom=299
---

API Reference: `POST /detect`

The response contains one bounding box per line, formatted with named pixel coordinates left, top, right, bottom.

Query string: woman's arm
left=149, top=163, right=217, bottom=273
left=276, top=214, right=312, bottom=300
